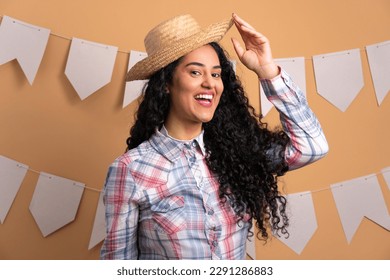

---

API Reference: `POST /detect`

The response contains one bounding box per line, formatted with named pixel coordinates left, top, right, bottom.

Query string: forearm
left=261, top=68, right=329, bottom=170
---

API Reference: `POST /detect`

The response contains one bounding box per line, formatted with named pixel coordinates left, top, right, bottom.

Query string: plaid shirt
left=100, top=69, right=328, bottom=260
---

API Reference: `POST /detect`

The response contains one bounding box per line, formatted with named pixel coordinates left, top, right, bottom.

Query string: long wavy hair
left=127, top=42, right=290, bottom=240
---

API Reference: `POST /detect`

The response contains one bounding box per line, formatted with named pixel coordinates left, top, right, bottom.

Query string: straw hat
left=126, top=14, right=233, bottom=81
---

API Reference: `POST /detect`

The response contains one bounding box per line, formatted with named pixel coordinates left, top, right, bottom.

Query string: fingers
left=231, top=37, right=244, bottom=59
left=232, top=13, right=255, bottom=31
left=232, top=13, right=267, bottom=41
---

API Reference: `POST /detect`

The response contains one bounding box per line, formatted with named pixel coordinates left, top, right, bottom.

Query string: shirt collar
left=149, top=126, right=206, bottom=162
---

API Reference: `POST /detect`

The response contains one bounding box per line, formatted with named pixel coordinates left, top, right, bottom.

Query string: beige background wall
left=0, top=0, right=389, bottom=259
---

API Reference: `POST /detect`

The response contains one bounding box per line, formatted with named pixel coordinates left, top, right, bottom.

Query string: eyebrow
left=185, top=62, right=221, bottom=69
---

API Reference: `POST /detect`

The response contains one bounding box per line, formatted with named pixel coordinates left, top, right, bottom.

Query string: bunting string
left=0, top=14, right=130, bottom=54
left=8, top=154, right=390, bottom=195
left=15, top=162, right=101, bottom=193
left=302, top=172, right=388, bottom=196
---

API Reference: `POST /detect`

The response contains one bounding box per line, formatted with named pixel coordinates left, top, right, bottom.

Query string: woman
left=100, top=13, right=328, bottom=260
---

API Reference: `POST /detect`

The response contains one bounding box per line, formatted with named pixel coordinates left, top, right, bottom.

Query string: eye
left=190, top=70, right=201, bottom=76
left=212, top=72, right=221, bottom=78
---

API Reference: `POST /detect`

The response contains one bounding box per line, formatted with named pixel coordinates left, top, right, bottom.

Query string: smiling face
left=165, top=44, right=224, bottom=140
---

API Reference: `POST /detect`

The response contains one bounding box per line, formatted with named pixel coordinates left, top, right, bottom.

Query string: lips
left=194, top=93, right=213, bottom=107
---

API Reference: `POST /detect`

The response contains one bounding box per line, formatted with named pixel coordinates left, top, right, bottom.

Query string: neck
left=164, top=120, right=202, bottom=140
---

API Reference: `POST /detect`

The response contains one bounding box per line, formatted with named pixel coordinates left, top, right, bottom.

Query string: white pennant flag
left=366, top=41, right=390, bottom=106
left=88, top=192, right=106, bottom=250
left=331, top=174, right=390, bottom=244
left=230, top=59, right=237, bottom=72
left=260, top=57, right=306, bottom=116
left=29, top=172, right=84, bottom=237
left=65, top=38, right=118, bottom=100
left=0, top=155, right=28, bottom=223
left=313, top=49, right=364, bottom=112
left=123, top=50, right=148, bottom=108
left=275, top=191, right=318, bottom=255
left=381, top=167, right=390, bottom=191
left=246, top=221, right=256, bottom=259
left=0, top=15, right=50, bottom=85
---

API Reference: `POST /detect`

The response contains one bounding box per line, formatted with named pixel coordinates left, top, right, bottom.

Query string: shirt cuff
left=260, top=67, right=303, bottom=106
left=261, top=67, right=289, bottom=92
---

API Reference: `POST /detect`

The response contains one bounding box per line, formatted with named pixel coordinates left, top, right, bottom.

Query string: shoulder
left=113, top=140, right=154, bottom=167
left=109, top=138, right=172, bottom=188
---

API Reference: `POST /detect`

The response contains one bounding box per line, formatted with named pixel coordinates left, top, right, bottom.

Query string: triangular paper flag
left=231, top=59, right=237, bottom=72
left=0, top=15, right=50, bottom=84
left=65, top=38, right=118, bottom=100
left=246, top=221, right=256, bottom=259
left=381, top=167, right=390, bottom=191
left=313, top=49, right=364, bottom=112
left=88, top=192, right=106, bottom=250
left=275, top=191, right=318, bottom=254
left=260, top=57, right=306, bottom=116
left=331, top=174, right=390, bottom=244
left=366, top=41, right=390, bottom=106
left=0, top=155, right=28, bottom=223
left=29, top=172, right=84, bottom=237
left=123, top=50, right=148, bottom=108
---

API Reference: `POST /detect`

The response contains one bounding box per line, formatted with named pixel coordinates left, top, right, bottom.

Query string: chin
left=198, top=116, right=214, bottom=123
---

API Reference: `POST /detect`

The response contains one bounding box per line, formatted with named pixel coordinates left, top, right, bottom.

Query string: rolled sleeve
left=261, top=68, right=329, bottom=170
left=100, top=159, right=140, bottom=259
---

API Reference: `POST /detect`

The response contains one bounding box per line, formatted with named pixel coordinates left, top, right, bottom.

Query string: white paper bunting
left=1, top=152, right=390, bottom=253
left=0, top=156, right=28, bottom=223
left=260, top=57, right=306, bottom=116
left=275, top=191, right=318, bottom=254
left=230, top=59, right=237, bottom=73
left=29, top=172, right=85, bottom=237
left=381, top=167, right=390, bottom=191
left=313, top=49, right=364, bottom=112
left=88, top=192, right=106, bottom=250
left=65, top=38, right=118, bottom=100
left=246, top=221, right=256, bottom=259
left=0, top=12, right=389, bottom=254
left=366, top=41, right=390, bottom=106
left=331, top=174, right=390, bottom=244
left=123, top=50, right=148, bottom=108
left=0, top=15, right=50, bottom=84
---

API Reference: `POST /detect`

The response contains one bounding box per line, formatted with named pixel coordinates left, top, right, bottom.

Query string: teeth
left=195, top=94, right=213, bottom=100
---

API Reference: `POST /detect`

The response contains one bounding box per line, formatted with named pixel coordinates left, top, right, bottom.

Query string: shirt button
left=192, top=141, right=197, bottom=148
left=212, top=241, right=218, bottom=247
left=208, top=209, right=214, bottom=215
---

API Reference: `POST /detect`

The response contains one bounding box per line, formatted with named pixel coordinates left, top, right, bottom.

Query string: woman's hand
left=231, top=13, right=280, bottom=80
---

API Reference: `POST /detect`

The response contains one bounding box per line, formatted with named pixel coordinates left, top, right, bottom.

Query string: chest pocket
left=151, top=196, right=187, bottom=235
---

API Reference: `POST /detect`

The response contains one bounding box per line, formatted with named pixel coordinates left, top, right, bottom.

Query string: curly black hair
left=126, top=42, right=290, bottom=240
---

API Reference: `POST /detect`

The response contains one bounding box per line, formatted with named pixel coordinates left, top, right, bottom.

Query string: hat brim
left=126, top=18, right=233, bottom=81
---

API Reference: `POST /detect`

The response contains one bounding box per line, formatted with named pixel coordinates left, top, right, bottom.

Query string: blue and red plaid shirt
left=100, top=69, right=328, bottom=259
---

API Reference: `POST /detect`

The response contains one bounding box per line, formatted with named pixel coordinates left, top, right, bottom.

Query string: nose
left=201, top=74, right=214, bottom=89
